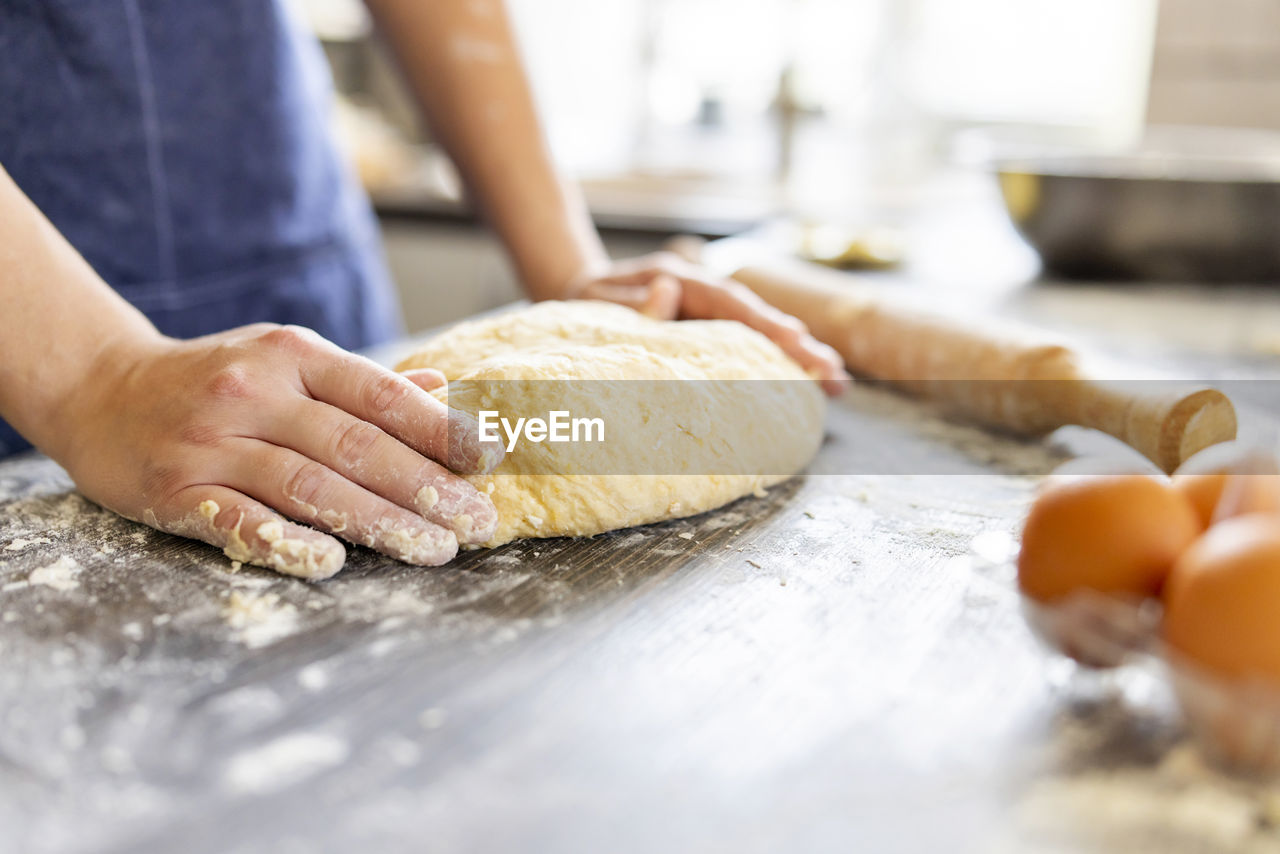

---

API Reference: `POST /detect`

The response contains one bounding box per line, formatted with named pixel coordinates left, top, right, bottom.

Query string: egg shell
left=1017, top=474, right=1199, bottom=603
left=1164, top=515, right=1280, bottom=682
left=1174, top=474, right=1280, bottom=530
left=1171, top=442, right=1280, bottom=531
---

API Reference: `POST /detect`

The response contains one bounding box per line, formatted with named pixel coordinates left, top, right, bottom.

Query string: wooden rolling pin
left=671, top=240, right=1237, bottom=473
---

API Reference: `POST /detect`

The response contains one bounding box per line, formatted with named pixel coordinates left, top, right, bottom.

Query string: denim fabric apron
left=0, top=0, right=404, bottom=458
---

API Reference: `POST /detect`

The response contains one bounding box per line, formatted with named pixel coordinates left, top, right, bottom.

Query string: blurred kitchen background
left=295, top=0, right=1280, bottom=333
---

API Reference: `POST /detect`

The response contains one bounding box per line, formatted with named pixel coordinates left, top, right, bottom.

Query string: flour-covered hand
left=49, top=325, right=502, bottom=578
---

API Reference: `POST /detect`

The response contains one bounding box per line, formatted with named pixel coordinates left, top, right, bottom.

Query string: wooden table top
left=5, top=271, right=1280, bottom=853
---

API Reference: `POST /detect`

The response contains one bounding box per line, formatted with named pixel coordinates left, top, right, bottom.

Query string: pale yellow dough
left=396, top=301, right=825, bottom=546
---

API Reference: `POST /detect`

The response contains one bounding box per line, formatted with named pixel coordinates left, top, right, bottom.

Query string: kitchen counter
left=5, top=258, right=1280, bottom=852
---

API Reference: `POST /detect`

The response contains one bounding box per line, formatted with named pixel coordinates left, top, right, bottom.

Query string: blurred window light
left=509, top=0, right=1158, bottom=181
left=904, top=0, right=1158, bottom=144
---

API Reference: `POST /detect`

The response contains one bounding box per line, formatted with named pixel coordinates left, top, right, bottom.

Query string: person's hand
left=47, top=324, right=502, bottom=579
left=566, top=252, right=850, bottom=395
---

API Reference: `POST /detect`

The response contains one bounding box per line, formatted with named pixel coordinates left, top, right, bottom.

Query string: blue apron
left=0, top=0, right=403, bottom=458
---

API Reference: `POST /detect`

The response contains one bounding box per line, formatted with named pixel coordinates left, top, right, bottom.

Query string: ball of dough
left=397, top=301, right=826, bottom=546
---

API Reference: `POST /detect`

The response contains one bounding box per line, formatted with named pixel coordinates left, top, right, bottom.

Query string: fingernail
left=415, top=477, right=499, bottom=545
left=251, top=519, right=347, bottom=580
left=372, top=519, right=458, bottom=566
left=447, top=410, right=504, bottom=474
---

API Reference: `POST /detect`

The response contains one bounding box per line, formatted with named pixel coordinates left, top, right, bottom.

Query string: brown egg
left=1172, top=442, right=1280, bottom=531
left=1164, top=515, right=1280, bottom=682
left=1163, top=515, right=1280, bottom=769
left=1018, top=474, right=1200, bottom=603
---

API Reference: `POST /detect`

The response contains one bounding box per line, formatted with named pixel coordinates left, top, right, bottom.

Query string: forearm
left=363, top=0, right=607, bottom=299
left=0, top=163, right=162, bottom=458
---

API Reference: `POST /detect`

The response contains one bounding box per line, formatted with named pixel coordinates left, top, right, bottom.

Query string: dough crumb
left=415, top=485, right=440, bottom=511
left=451, top=513, right=476, bottom=539
left=121, top=621, right=144, bottom=641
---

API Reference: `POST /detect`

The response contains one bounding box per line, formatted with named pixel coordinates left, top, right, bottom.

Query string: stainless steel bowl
left=995, top=127, right=1280, bottom=282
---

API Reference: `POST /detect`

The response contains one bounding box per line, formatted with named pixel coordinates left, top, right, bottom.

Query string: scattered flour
left=6, top=536, right=51, bottom=552
left=100, top=745, right=135, bottom=775
left=28, top=555, right=81, bottom=591
left=613, top=531, right=649, bottom=547
left=419, top=707, right=447, bottom=730
left=59, top=724, right=86, bottom=751
left=222, top=732, right=349, bottom=795
left=1004, top=714, right=1280, bottom=852
left=383, top=736, right=421, bottom=767
left=297, top=664, right=329, bottom=692
left=222, top=591, right=300, bottom=649
left=1013, top=762, right=1276, bottom=850
left=382, top=590, right=435, bottom=616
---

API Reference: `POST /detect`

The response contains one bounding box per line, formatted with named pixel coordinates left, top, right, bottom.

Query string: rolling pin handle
left=1069, top=382, right=1237, bottom=474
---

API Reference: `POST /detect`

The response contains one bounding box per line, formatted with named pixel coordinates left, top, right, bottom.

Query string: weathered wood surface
left=3, top=282, right=1280, bottom=854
